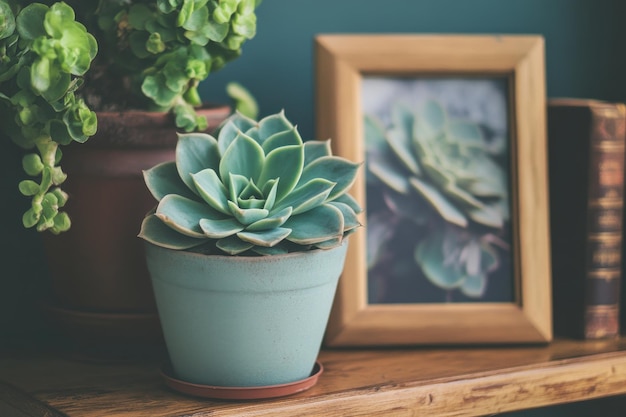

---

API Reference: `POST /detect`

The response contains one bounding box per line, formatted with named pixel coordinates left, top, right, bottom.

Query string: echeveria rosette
left=367, top=99, right=509, bottom=230
left=139, top=111, right=363, bottom=255
left=365, top=99, right=509, bottom=298
left=0, top=1, right=97, bottom=233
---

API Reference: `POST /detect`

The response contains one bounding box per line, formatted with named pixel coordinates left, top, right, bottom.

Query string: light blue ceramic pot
left=145, top=241, right=348, bottom=387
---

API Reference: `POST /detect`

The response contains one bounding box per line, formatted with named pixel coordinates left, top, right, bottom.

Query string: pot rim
left=144, top=239, right=349, bottom=263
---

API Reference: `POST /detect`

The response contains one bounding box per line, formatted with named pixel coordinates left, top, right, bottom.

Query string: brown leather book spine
left=549, top=99, right=625, bottom=339
left=584, top=106, right=625, bottom=338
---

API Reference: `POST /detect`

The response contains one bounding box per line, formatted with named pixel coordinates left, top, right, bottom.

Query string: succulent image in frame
left=139, top=110, right=363, bottom=255
left=365, top=94, right=511, bottom=302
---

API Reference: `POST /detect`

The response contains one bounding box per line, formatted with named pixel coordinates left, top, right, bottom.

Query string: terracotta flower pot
left=42, top=105, right=231, bottom=357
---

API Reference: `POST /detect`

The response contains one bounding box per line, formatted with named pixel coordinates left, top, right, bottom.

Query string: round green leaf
left=0, top=2, right=16, bottom=40
left=16, top=3, right=47, bottom=41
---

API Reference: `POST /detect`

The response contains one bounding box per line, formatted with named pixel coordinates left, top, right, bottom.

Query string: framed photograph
left=315, top=35, right=552, bottom=346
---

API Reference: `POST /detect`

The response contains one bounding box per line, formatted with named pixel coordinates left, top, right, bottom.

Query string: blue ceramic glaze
left=145, top=241, right=348, bottom=387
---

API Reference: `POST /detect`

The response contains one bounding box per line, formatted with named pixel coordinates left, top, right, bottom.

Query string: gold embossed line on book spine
left=584, top=104, right=626, bottom=339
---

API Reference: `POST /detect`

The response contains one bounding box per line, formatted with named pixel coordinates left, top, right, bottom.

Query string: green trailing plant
left=0, top=1, right=98, bottom=233
left=3, top=0, right=260, bottom=234
left=139, top=111, right=363, bottom=255
left=226, top=80, right=258, bottom=119
left=365, top=99, right=509, bottom=299
left=73, top=0, right=260, bottom=132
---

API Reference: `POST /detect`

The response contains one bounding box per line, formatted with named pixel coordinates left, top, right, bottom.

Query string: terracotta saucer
left=161, top=361, right=323, bottom=400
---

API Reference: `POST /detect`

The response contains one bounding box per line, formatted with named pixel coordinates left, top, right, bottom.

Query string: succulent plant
left=365, top=99, right=509, bottom=299
left=139, top=111, right=363, bottom=255
left=71, top=0, right=260, bottom=132
left=0, top=1, right=98, bottom=233
left=367, top=99, right=509, bottom=230
left=3, top=0, right=260, bottom=234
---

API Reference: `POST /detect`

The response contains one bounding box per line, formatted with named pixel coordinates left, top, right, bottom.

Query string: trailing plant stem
left=20, top=136, right=70, bottom=233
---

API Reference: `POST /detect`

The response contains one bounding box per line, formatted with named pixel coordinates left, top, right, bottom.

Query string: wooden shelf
left=2, top=338, right=626, bottom=417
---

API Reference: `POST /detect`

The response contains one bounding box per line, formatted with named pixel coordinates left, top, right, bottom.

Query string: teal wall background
left=201, top=0, right=626, bottom=140
left=1, top=0, right=625, bottom=413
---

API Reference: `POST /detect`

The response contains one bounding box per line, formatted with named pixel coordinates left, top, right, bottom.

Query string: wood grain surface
left=1, top=338, right=626, bottom=416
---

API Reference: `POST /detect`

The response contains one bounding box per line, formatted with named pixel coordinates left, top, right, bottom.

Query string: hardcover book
left=548, top=98, right=625, bottom=339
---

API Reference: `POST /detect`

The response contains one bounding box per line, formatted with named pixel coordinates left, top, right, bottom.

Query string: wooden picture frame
left=316, top=34, right=552, bottom=346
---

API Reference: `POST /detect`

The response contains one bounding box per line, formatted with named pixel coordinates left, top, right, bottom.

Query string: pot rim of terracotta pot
left=85, top=103, right=232, bottom=149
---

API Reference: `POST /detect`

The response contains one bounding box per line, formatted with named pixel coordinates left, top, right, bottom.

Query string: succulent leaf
left=364, top=114, right=388, bottom=156
left=298, top=156, right=360, bottom=201
left=262, top=179, right=279, bottom=210
left=386, top=127, right=421, bottom=175
left=199, top=218, right=244, bottom=238
left=144, top=162, right=197, bottom=201
left=414, top=230, right=465, bottom=290
left=303, top=140, right=332, bottom=165
left=257, top=110, right=293, bottom=142
left=284, top=204, right=344, bottom=245
left=216, top=113, right=258, bottom=153
left=329, top=201, right=361, bottom=232
left=139, top=214, right=206, bottom=250
left=15, top=4, right=47, bottom=41
left=415, top=99, right=446, bottom=139
left=460, top=272, right=487, bottom=298
left=216, top=235, right=254, bottom=255
left=228, top=173, right=249, bottom=202
left=140, top=111, right=362, bottom=254
left=446, top=121, right=484, bottom=148
left=332, top=193, right=363, bottom=215
left=262, top=126, right=303, bottom=154
left=0, top=2, right=15, bottom=40
left=410, top=177, right=468, bottom=228
left=237, top=227, right=292, bottom=247
left=314, top=237, right=343, bottom=250
left=251, top=245, right=289, bottom=256
left=227, top=201, right=268, bottom=225
left=258, top=144, right=304, bottom=202
left=246, top=207, right=292, bottom=232
left=467, top=206, right=504, bottom=229
left=176, top=133, right=220, bottom=193
left=156, top=194, right=225, bottom=237
left=369, top=158, right=411, bottom=194
left=192, top=168, right=230, bottom=214
left=219, top=132, right=264, bottom=184
left=274, top=178, right=335, bottom=215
